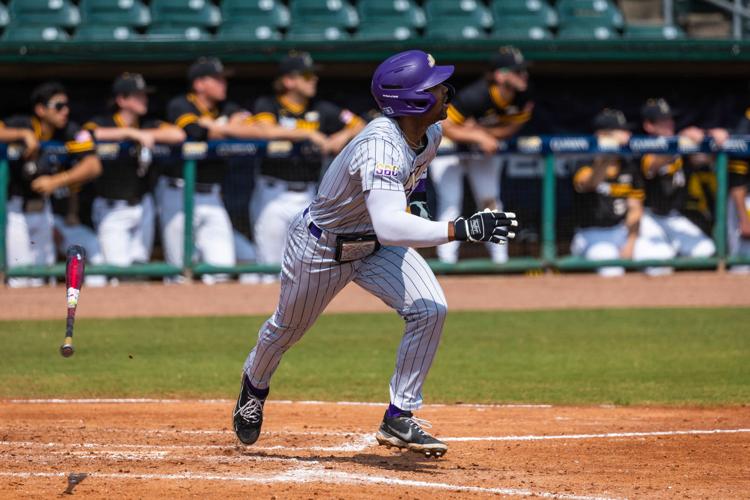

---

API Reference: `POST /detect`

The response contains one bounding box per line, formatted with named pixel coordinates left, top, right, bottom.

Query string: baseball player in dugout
left=571, top=109, right=672, bottom=277
left=727, top=107, right=750, bottom=271
left=233, top=50, right=518, bottom=458
left=0, top=82, right=102, bottom=288
left=84, top=73, right=186, bottom=269
left=161, top=57, right=261, bottom=283
left=430, top=45, right=533, bottom=265
left=638, top=98, right=716, bottom=263
left=250, top=51, right=365, bottom=272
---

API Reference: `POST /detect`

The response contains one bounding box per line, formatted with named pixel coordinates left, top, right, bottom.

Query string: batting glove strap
left=453, top=209, right=518, bottom=244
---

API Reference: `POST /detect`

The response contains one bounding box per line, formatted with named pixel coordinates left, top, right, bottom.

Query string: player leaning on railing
left=0, top=82, right=103, bottom=288
left=83, top=73, right=186, bottom=271
left=637, top=98, right=718, bottom=266
left=571, top=108, right=674, bottom=277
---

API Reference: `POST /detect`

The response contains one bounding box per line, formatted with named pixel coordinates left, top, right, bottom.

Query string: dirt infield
left=1, top=400, right=748, bottom=499
left=1, top=272, right=749, bottom=320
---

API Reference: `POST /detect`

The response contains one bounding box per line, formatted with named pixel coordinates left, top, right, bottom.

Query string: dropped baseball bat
left=60, top=245, right=86, bottom=358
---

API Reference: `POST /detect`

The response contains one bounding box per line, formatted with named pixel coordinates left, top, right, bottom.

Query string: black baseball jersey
left=572, top=157, right=644, bottom=228
left=639, top=154, right=688, bottom=216
left=166, top=93, right=245, bottom=184
left=730, top=108, right=750, bottom=190
left=1, top=115, right=96, bottom=204
left=83, top=113, right=164, bottom=201
left=253, top=95, right=360, bottom=182
left=446, top=78, right=532, bottom=151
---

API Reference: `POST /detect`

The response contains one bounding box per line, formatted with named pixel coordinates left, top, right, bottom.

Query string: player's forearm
left=730, top=186, right=750, bottom=225
left=643, top=154, right=674, bottom=175
left=484, top=122, right=525, bottom=140
left=442, top=121, right=493, bottom=146
left=60, top=155, right=102, bottom=186
left=625, top=199, right=643, bottom=234
left=365, top=190, right=449, bottom=248
left=577, top=157, right=612, bottom=192
left=0, top=127, right=31, bottom=143
left=146, top=125, right=186, bottom=144
left=90, top=127, right=137, bottom=142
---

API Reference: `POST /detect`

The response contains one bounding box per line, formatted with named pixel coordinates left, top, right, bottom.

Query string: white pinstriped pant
left=243, top=210, right=448, bottom=410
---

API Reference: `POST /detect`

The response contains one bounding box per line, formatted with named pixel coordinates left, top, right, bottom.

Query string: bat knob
left=60, top=344, right=75, bottom=358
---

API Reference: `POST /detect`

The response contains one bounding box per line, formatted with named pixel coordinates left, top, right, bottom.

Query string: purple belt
left=303, top=207, right=322, bottom=239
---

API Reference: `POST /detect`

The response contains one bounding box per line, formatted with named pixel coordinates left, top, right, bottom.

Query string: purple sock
left=244, top=374, right=269, bottom=400
left=386, top=403, right=406, bottom=418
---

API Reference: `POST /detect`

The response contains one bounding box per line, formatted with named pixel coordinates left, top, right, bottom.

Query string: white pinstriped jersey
left=309, top=117, right=442, bottom=235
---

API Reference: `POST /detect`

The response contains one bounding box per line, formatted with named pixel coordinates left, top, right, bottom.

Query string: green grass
left=1, top=308, right=748, bottom=405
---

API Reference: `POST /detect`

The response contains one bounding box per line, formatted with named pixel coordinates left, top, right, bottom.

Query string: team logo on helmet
left=427, top=54, right=435, bottom=67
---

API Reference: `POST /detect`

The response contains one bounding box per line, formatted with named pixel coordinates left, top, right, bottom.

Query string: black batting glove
left=453, top=209, right=518, bottom=244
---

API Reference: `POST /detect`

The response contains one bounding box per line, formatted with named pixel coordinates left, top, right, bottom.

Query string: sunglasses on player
left=48, top=100, right=69, bottom=112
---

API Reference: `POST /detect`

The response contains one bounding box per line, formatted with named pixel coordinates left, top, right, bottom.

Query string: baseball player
left=571, top=109, right=673, bottom=276
left=163, top=57, right=328, bottom=283
left=2, top=82, right=102, bottom=287
left=728, top=110, right=750, bottom=272
left=429, top=46, right=533, bottom=265
left=84, top=73, right=186, bottom=267
left=250, top=52, right=365, bottom=273
left=233, top=50, right=518, bottom=458
left=637, top=98, right=716, bottom=260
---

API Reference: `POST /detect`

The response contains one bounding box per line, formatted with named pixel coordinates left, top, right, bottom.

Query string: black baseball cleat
left=232, top=376, right=265, bottom=445
left=375, top=411, right=448, bottom=458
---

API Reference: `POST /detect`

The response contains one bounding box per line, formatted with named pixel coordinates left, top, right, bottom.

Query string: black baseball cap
left=278, top=51, right=319, bottom=76
left=490, top=46, right=528, bottom=71
left=187, top=57, right=233, bottom=82
left=592, top=108, right=633, bottom=131
left=641, top=98, right=673, bottom=121
left=112, top=73, right=154, bottom=96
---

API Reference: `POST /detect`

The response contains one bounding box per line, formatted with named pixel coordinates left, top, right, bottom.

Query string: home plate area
left=1, top=400, right=748, bottom=499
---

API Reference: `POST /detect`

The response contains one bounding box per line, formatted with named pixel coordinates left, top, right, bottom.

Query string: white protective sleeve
left=364, top=189, right=450, bottom=248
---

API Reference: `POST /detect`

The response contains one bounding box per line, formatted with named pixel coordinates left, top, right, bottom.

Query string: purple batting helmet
left=371, top=50, right=454, bottom=117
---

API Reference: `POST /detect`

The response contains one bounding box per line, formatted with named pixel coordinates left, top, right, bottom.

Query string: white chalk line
left=2, top=428, right=747, bottom=455
left=0, top=469, right=620, bottom=500
left=3, top=398, right=552, bottom=408
left=0, top=434, right=378, bottom=454
left=7, top=448, right=316, bottom=465
left=442, top=428, right=750, bottom=442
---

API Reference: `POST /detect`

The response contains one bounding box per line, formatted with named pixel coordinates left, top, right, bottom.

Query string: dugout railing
left=1, top=136, right=747, bottom=281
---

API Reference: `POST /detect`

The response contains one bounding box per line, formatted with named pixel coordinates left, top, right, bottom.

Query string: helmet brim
left=417, top=65, right=455, bottom=92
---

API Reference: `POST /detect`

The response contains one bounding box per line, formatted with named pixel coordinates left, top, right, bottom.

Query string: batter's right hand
left=453, top=209, right=518, bottom=244
left=478, top=135, right=499, bottom=155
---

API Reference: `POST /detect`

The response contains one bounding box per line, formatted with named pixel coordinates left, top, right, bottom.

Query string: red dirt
left=1, top=401, right=748, bottom=499
left=1, top=272, right=748, bottom=320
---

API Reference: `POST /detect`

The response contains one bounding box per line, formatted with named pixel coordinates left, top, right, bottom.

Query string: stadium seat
left=624, top=24, right=686, bottom=40
left=286, top=24, right=350, bottom=41
left=492, top=25, right=553, bottom=40
left=355, top=24, right=417, bottom=41
left=289, top=0, right=358, bottom=29
left=3, top=25, right=70, bottom=41
left=493, top=13, right=555, bottom=36
left=0, top=3, right=9, bottom=28
left=557, top=25, right=619, bottom=40
left=79, top=0, right=150, bottom=28
left=357, top=0, right=425, bottom=29
left=220, top=0, right=290, bottom=29
left=557, top=0, right=624, bottom=29
left=217, top=23, right=282, bottom=41
left=491, top=0, right=558, bottom=28
left=147, top=25, right=211, bottom=41
left=75, top=25, right=138, bottom=41
left=425, top=21, right=487, bottom=39
left=424, top=0, right=493, bottom=29
left=9, top=0, right=80, bottom=28
left=151, top=0, right=221, bottom=28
